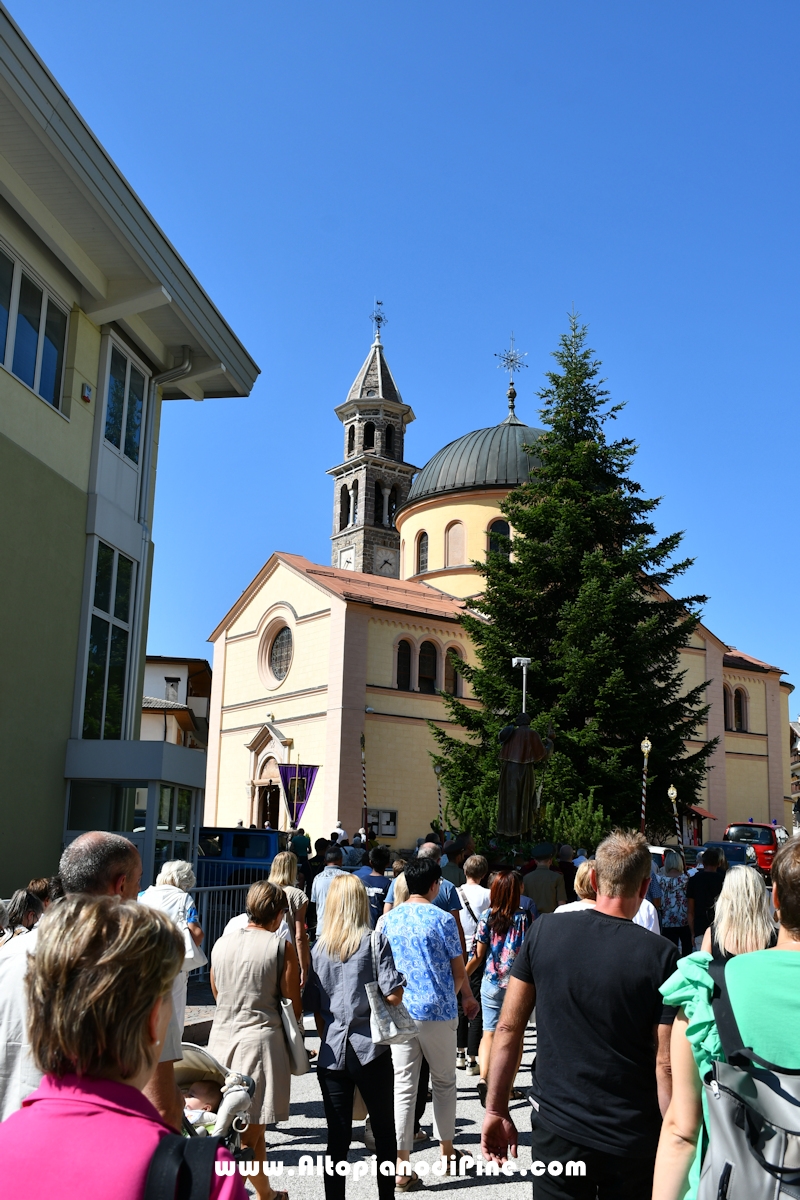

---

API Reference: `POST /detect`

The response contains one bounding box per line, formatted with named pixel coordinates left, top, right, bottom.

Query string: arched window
left=351, top=479, right=359, bottom=525
left=734, top=688, right=747, bottom=732
left=444, top=648, right=462, bottom=696
left=489, top=519, right=511, bottom=558
left=418, top=641, right=438, bottom=693
left=417, top=532, right=428, bottom=573
left=364, top=422, right=375, bottom=450
left=396, top=640, right=412, bottom=691
left=374, top=480, right=384, bottom=526
left=269, top=626, right=293, bottom=681
left=339, top=485, right=350, bottom=531
left=445, top=521, right=465, bottom=567
left=347, top=425, right=355, bottom=455
left=385, top=424, right=395, bottom=456
left=722, top=687, right=732, bottom=731
left=388, top=486, right=397, bottom=526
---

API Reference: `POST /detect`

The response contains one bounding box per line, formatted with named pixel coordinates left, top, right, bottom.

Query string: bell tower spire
left=328, top=308, right=417, bottom=576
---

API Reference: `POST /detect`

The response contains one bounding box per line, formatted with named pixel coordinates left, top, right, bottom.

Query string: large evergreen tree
left=433, top=315, right=715, bottom=843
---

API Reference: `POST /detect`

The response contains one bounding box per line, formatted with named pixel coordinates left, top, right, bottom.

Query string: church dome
left=404, top=409, right=544, bottom=506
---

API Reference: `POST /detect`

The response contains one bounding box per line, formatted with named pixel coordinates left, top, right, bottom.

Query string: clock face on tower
left=373, top=546, right=399, bottom=577
left=338, top=546, right=356, bottom=571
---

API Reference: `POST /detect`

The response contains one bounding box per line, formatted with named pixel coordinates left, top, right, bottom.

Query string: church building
left=204, top=329, right=794, bottom=847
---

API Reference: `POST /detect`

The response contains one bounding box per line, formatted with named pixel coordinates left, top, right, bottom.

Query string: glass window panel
left=176, top=788, right=192, bottom=833
left=0, top=250, right=13, bottom=362
left=105, top=347, right=127, bottom=449
left=397, top=640, right=411, bottom=691
left=93, top=542, right=114, bottom=613
left=82, top=615, right=110, bottom=738
left=270, top=626, right=292, bottom=680
left=38, top=300, right=67, bottom=407
left=154, top=839, right=173, bottom=874
left=124, top=365, right=145, bottom=463
left=418, top=641, right=437, bottom=694
left=114, top=555, right=133, bottom=622
left=417, top=532, right=428, bottom=573
left=133, top=787, right=148, bottom=833
left=158, top=785, right=174, bottom=830
left=103, top=625, right=128, bottom=739
left=66, top=782, right=143, bottom=831
left=12, top=273, right=42, bottom=388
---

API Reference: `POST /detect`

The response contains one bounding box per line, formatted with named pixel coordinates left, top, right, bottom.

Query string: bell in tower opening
left=328, top=305, right=416, bottom=576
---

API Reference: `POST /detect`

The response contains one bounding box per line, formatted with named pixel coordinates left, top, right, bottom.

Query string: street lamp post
left=667, top=784, right=684, bottom=864
left=640, top=736, right=652, bottom=835
left=512, top=657, right=532, bottom=713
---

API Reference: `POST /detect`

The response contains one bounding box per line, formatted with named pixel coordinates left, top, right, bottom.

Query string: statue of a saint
left=497, top=713, right=554, bottom=838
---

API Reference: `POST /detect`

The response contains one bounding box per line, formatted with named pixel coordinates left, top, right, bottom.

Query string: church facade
left=204, top=334, right=794, bottom=847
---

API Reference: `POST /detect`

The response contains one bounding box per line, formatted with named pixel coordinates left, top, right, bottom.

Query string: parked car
left=648, top=844, right=699, bottom=871
left=699, top=840, right=758, bottom=872
left=723, top=822, right=790, bottom=879
left=196, top=826, right=287, bottom=887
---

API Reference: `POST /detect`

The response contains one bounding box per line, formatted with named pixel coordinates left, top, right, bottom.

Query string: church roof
left=403, top=404, right=544, bottom=507
left=346, top=333, right=403, bottom=406
left=208, top=552, right=470, bottom=640
left=723, top=648, right=786, bottom=675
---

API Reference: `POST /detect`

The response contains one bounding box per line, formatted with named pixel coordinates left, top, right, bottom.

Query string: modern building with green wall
left=0, top=6, right=259, bottom=894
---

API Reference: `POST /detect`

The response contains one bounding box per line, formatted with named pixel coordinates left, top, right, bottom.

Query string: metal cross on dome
left=370, top=300, right=388, bottom=339
left=495, top=332, right=528, bottom=381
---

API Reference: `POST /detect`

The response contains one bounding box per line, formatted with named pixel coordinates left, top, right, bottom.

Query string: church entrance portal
left=257, top=757, right=282, bottom=828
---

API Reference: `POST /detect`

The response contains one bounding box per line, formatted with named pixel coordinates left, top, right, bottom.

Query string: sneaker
left=456, top=1052, right=467, bottom=1070
left=465, top=1061, right=480, bottom=1076
left=413, top=1127, right=429, bottom=1144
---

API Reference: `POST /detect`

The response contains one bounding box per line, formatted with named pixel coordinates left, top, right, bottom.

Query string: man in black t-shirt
left=480, top=830, right=678, bottom=1200
left=686, top=847, right=723, bottom=948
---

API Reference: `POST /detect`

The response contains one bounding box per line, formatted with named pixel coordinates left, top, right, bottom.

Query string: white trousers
left=391, top=1016, right=458, bottom=1153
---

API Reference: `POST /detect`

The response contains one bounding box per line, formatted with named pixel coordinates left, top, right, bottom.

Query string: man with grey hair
left=481, top=830, right=678, bottom=1199
left=0, top=832, right=145, bottom=1123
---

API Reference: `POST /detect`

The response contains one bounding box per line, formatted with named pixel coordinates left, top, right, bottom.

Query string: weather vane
left=495, top=332, right=528, bottom=381
left=370, top=300, right=387, bottom=340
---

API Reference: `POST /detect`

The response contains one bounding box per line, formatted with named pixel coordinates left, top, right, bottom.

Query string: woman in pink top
left=0, top=894, right=248, bottom=1200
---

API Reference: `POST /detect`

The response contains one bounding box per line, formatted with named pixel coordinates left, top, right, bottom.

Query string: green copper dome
left=404, top=409, right=543, bottom=506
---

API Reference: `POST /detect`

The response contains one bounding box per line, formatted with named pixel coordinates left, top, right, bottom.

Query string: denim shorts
left=480, top=976, right=506, bottom=1032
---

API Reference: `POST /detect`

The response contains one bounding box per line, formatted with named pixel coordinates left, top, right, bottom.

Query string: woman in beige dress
left=209, top=880, right=302, bottom=1200
left=268, top=851, right=311, bottom=987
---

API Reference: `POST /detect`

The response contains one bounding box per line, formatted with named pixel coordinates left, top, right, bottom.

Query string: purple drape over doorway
left=278, top=764, right=319, bottom=825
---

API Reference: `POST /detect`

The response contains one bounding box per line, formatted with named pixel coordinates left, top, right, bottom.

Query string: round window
left=270, top=626, right=293, bottom=681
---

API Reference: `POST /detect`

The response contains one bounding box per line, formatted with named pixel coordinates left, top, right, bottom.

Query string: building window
left=364, top=421, right=375, bottom=449
left=397, top=639, right=412, bottom=690
left=165, top=677, right=180, bottom=702
left=270, top=627, right=293, bottom=682
left=347, top=425, right=355, bottom=455
left=374, top=480, right=384, bottom=526
left=385, top=424, right=395, bottom=456
left=351, top=479, right=359, bottom=524
left=733, top=688, right=747, bottom=732
left=104, top=345, right=147, bottom=464
left=722, top=687, right=732, bottom=731
left=0, top=246, right=68, bottom=409
left=340, top=484, right=350, bottom=531
left=445, top=521, right=465, bottom=567
left=418, top=641, right=438, bottom=693
left=83, top=541, right=135, bottom=739
left=388, top=486, right=397, bottom=525
left=444, top=648, right=463, bottom=696
left=417, top=532, right=428, bottom=573
left=489, top=519, right=511, bottom=557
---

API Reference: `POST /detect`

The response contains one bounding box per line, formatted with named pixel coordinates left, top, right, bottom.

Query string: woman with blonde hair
left=305, top=873, right=405, bottom=1200
left=209, top=880, right=301, bottom=1200
left=660, top=849, right=691, bottom=956
left=269, top=850, right=311, bottom=986
left=700, top=863, right=776, bottom=960
left=0, top=895, right=246, bottom=1199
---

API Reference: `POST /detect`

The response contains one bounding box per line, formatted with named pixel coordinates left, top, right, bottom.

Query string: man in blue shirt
left=355, top=845, right=392, bottom=925
left=309, top=846, right=345, bottom=937
left=382, top=857, right=479, bottom=1180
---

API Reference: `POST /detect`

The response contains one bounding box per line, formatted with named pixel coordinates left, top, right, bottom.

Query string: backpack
left=144, top=1135, right=224, bottom=1200
left=698, top=958, right=800, bottom=1200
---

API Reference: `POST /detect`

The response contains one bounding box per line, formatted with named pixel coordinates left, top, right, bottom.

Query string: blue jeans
left=480, top=976, right=506, bottom=1032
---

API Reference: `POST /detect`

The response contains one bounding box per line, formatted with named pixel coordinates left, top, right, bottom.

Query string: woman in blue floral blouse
left=465, top=869, right=533, bottom=1105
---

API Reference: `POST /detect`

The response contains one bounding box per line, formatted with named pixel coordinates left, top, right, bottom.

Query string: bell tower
left=328, top=308, right=416, bottom=576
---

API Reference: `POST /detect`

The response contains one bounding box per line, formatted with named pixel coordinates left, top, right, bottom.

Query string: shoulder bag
left=277, top=941, right=310, bottom=1075
left=365, top=930, right=417, bottom=1045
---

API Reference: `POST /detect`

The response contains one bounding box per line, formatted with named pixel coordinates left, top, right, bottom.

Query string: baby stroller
left=175, top=1042, right=255, bottom=1158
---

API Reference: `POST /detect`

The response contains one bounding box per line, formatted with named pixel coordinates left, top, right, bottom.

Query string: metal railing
left=191, top=884, right=252, bottom=979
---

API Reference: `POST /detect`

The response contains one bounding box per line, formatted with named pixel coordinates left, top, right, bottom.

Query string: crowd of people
left=0, top=821, right=798, bottom=1200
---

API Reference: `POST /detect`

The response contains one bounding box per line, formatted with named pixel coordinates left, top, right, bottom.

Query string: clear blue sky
left=9, top=1, right=799, bottom=703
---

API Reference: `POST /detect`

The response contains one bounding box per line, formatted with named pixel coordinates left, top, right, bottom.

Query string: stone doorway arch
left=257, top=756, right=281, bottom=829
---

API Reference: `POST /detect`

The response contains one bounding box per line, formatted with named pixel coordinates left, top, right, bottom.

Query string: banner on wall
left=277, top=764, right=319, bottom=825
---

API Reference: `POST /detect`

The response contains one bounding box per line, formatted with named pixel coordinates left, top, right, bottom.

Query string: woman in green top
left=652, top=840, right=800, bottom=1200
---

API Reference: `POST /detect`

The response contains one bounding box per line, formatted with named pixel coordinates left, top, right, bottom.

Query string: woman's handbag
left=365, top=931, right=417, bottom=1045
left=277, top=942, right=310, bottom=1075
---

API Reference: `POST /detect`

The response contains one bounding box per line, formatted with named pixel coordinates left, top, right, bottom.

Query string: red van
left=722, top=822, right=790, bottom=879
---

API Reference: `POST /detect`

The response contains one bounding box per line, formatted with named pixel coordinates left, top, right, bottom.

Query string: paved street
left=185, top=982, right=538, bottom=1200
